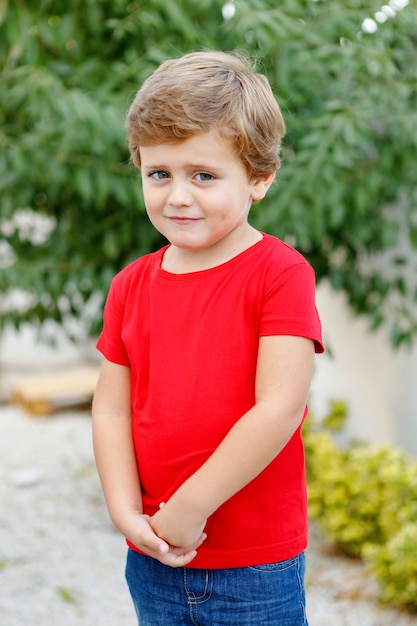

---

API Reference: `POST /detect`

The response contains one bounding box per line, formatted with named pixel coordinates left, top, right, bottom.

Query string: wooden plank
left=11, top=367, right=100, bottom=416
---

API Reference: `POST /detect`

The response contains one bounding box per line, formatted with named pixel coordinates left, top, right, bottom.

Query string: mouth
left=168, top=216, right=202, bottom=225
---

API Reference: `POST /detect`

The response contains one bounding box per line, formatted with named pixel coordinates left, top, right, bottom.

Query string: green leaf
left=1, top=0, right=417, bottom=346
left=57, top=587, right=77, bottom=604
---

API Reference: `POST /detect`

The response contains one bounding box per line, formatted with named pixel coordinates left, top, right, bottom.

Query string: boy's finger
left=195, top=532, right=207, bottom=549
left=162, top=550, right=197, bottom=568
left=141, top=533, right=170, bottom=555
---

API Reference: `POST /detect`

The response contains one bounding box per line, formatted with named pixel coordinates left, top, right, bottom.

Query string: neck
left=161, top=226, right=262, bottom=274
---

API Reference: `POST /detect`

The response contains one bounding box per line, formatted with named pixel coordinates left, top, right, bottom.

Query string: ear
left=250, top=172, right=276, bottom=202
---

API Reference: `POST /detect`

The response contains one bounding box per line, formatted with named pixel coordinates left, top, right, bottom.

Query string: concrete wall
left=311, top=282, right=417, bottom=457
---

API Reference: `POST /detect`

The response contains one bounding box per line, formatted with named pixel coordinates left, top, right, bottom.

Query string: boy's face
left=139, top=130, right=273, bottom=260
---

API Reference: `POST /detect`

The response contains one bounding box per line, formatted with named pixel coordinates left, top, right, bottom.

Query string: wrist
left=168, top=478, right=211, bottom=525
left=108, top=502, right=143, bottom=537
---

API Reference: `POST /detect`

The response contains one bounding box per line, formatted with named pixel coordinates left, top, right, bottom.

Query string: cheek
left=142, top=182, right=161, bottom=205
left=144, top=202, right=162, bottom=228
left=207, top=206, right=231, bottom=227
left=143, top=191, right=162, bottom=216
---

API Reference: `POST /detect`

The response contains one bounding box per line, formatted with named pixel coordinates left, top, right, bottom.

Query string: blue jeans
left=125, top=549, right=308, bottom=625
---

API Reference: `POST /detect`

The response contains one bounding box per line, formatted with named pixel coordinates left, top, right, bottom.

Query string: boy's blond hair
left=126, top=50, right=286, bottom=179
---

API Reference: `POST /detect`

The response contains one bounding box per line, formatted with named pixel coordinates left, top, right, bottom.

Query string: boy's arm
left=92, top=357, right=203, bottom=566
left=151, top=334, right=315, bottom=548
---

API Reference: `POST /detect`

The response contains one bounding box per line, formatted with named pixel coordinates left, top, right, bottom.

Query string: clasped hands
left=125, top=500, right=207, bottom=568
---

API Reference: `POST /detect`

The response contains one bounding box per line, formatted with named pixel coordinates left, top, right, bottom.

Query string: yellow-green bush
left=305, top=402, right=417, bottom=611
left=364, top=522, right=417, bottom=610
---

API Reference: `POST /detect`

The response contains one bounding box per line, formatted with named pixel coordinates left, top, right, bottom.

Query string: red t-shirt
left=96, top=233, right=323, bottom=568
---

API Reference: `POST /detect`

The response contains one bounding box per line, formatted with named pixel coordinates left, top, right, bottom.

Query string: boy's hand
left=150, top=501, right=207, bottom=551
left=123, top=511, right=203, bottom=567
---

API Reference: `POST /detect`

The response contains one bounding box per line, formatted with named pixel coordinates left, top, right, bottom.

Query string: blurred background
left=1, top=0, right=416, bottom=450
left=1, top=0, right=417, bottom=621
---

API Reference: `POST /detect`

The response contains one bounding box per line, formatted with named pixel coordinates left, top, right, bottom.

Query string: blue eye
left=196, top=172, right=214, bottom=182
left=151, top=171, right=169, bottom=180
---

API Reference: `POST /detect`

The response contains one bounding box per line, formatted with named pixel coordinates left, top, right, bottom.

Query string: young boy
left=92, top=50, right=323, bottom=626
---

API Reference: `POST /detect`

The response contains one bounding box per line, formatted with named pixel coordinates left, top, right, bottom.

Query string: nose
left=167, top=179, right=193, bottom=208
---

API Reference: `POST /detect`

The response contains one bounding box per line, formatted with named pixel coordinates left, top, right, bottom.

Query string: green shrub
left=305, top=402, right=417, bottom=610
left=363, top=523, right=417, bottom=611
left=307, top=437, right=399, bottom=556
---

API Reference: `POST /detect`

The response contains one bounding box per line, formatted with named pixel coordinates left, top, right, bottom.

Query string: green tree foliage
left=1, top=0, right=417, bottom=343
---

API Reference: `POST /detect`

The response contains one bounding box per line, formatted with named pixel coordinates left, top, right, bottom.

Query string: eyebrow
left=141, top=163, right=225, bottom=173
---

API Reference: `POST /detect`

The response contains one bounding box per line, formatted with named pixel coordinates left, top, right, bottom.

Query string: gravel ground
left=1, top=403, right=416, bottom=626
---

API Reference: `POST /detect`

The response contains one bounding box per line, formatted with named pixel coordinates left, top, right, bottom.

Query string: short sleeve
left=260, top=261, right=324, bottom=353
left=96, top=276, right=131, bottom=366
